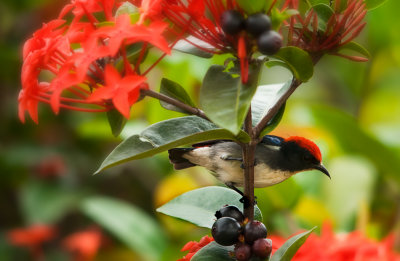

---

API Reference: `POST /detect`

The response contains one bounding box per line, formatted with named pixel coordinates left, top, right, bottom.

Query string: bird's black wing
left=261, top=135, right=285, bottom=146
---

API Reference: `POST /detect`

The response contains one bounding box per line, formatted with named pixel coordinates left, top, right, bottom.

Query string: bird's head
left=281, top=136, right=330, bottom=178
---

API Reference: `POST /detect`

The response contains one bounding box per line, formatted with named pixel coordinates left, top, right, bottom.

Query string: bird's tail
left=168, top=148, right=196, bottom=170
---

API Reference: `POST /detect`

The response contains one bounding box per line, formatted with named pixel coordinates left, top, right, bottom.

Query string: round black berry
left=246, top=13, right=271, bottom=37
left=257, top=31, right=283, bottom=55
left=244, top=220, right=268, bottom=244
left=215, top=205, right=244, bottom=223
left=252, top=238, right=272, bottom=258
left=235, top=243, right=252, bottom=261
left=220, top=10, right=245, bottom=35
left=211, top=217, right=241, bottom=246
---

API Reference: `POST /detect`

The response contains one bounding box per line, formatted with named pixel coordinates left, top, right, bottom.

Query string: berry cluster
left=220, top=11, right=282, bottom=56
left=212, top=205, right=272, bottom=261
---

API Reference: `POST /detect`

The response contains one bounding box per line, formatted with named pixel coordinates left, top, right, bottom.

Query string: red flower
left=63, top=227, right=103, bottom=261
left=162, top=0, right=266, bottom=83
left=178, top=235, right=214, bottom=261
left=283, top=0, right=367, bottom=61
left=270, top=223, right=400, bottom=261
left=7, top=224, right=56, bottom=259
left=19, top=0, right=170, bottom=123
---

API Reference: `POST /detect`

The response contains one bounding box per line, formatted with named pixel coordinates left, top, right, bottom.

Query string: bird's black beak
left=313, top=164, right=330, bottom=179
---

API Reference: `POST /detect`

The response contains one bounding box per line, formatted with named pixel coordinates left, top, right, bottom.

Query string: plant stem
left=242, top=107, right=256, bottom=219
left=141, top=89, right=209, bottom=120
left=253, top=78, right=301, bottom=138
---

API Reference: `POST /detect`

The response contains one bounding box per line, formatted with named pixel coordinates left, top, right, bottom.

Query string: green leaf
left=272, top=47, right=314, bottom=82
left=236, top=0, right=266, bottom=13
left=337, top=41, right=371, bottom=59
left=191, top=242, right=235, bottom=261
left=96, top=116, right=250, bottom=173
left=311, top=4, right=334, bottom=30
left=364, top=0, right=388, bottom=10
left=157, top=186, right=263, bottom=228
left=20, top=180, right=80, bottom=225
left=80, top=196, right=166, bottom=261
left=160, top=78, right=196, bottom=113
left=173, top=36, right=214, bottom=58
left=200, top=61, right=263, bottom=135
left=107, top=109, right=127, bottom=137
left=270, top=227, right=316, bottom=261
left=251, top=81, right=291, bottom=136
left=271, top=8, right=299, bottom=30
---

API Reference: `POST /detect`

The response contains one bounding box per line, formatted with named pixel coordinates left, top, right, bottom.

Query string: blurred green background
left=1, top=0, right=399, bottom=260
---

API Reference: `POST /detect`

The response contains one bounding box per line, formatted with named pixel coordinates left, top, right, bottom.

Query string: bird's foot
left=225, top=182, right=243, bottom=196
left=240, top=159, right=258, bottom=169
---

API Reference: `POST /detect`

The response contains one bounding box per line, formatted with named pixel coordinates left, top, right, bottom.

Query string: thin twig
left=242, top=106, right=256, bottom=220
left=141, top=89, right=209, bottom=120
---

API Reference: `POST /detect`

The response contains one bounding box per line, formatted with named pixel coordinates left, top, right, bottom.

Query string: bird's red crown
left=285, top=136, right=322, bottom=162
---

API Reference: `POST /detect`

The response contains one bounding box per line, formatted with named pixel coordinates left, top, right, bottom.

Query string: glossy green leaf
left=159, top=78, right=196, bottom=113
left=251, top=81, right=291, bottom=136
left=312, top=4, right=334, bottom=30
left=191, top=242, right=235, bottom=261
left=270, top=227, right=316, bottom=261
left=20, top=180, right=80, bottom=225
left=271, top=8, right=299, bottom=30
left=80, top=196, right=166, bottom=261
left=365, top=0, right=388, bottom=10
left=310, top=105, right=400, bottom=185
left=107, top=109, right=127, bottom=137
left=236, top=0, right=266, bottom=13
left=338, top=41, right=371, bottom=59
left=173, top=36, right=214, bottom=58
left=157, top=186, right=263, bottom=228
left=96, top=116, right=250, bottom=173
left=200, top=61, right=263, bottom=135
left=272, top=47, right=314, bottom=82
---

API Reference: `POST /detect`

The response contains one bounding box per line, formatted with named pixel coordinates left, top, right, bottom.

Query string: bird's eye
left=303, top=154, right=313, bottom=162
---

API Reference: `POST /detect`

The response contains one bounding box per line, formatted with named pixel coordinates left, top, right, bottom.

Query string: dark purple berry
left=215, top=205, right=244, bottom=223
left=244, top=220, right=267, bottom=244
left=257, top=31, right=283, bottom=55
left=220, top=10, right=245, bottom=35
left=252, top=238, right=272, bottom=258
left=211, top=217, right=241, bottom=246
left=235, top=243, right=252, bottom=261
left=246, top=13, right=271, bottom=37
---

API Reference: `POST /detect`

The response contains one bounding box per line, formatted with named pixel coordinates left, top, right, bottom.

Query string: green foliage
left=159, top=78, right=196, bottom=113
left=191, top=242, right=235, bottom=261
left=251, top=82, right=291, bottom=136
left=268, top=47, right=314, bottom=82
left=20, top=180, right=80, bottom=225
left=81, top=196, right=167, bottom=261
left=107, top=109, right=127, bottom=137
left=200, top=61, right=263, bottom=135
left=337, top=41, right=371, bottom=59
left=364, top=0, right=388, bottom=10
left=270, top=227, right=316, bottom=261
left=236, top=0, right=266, bottom=14
left=96, top=116, right=250, bottom=173
left=311, top=4, right=334, bottom=30
left=173, top=36, right=215, bottom=58
left=157, top=186, right=263, bottom=228
left=310, top=105, right=400, bottom=185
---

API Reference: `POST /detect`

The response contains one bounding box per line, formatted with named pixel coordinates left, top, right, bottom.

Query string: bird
left=168, top=135, right=330, bottom=189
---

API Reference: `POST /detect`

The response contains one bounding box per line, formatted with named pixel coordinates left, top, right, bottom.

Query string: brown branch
left=253, top=78, right=301, bottom=138
left=242, top=106, right=256, bottom=220
left=141, top=89, right=209, bottom=120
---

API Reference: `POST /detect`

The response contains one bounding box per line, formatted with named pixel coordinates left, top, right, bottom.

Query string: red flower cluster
left=20, top=0, right=171, bottom=123
left=270, top=224, right=400, bottom=261
left=63, top=227, right=104, bottom=261
left=283, top=0, right=367, bottom=61
left=7, top=224, right=56, bottom=259
left=177, top=235, right=214, bottom=261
